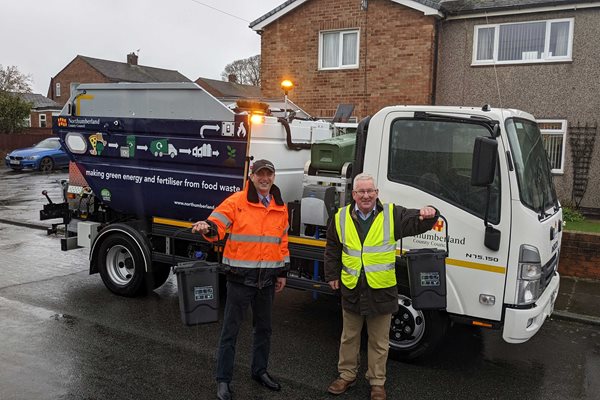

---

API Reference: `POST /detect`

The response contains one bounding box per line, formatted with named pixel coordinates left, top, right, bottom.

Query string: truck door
left=368, top=110, right=511, bottom=322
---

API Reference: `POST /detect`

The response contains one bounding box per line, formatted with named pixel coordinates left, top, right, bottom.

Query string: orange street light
left=280, top=79, right=294, bottom=94
left=280, top=80, right=294, bottom=119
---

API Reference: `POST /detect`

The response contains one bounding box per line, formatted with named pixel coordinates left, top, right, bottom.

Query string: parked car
left=4, top=137, right=70, bottom=172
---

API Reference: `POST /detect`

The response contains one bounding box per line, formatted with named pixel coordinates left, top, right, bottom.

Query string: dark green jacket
left=324, top=200, right=438, bottom=315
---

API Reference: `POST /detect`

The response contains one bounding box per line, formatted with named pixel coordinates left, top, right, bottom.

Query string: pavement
left=553, top=275, right=600, bottom=326
left=1, top=168, right=599, bottom=327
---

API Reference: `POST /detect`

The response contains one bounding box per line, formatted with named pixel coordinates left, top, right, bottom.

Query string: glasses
left=353, top=189, right=378, bottom=196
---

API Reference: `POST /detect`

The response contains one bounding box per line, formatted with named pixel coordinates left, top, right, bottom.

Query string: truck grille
left=541, top=253, right=558, bottom=291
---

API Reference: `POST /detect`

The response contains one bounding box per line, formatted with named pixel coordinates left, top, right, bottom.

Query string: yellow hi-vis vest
left=335, top=203, right=397, bottom=289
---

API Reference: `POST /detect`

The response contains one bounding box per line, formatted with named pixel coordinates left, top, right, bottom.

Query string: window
left=22, top=115, right=31, bottom=128
left=538, top=119, right=567, bottom=174
left=473, top=18, right=573, bottom=65
left=319, top=29, right=359, bottom=70
left=56, top=82, right=61, bottom=97
left=388, top=119, right=500, bottom=223
left=39, top=113, right=47, bottom=128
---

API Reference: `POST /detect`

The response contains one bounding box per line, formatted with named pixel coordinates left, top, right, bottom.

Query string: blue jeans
left=216, top=281, right=275, bottom=383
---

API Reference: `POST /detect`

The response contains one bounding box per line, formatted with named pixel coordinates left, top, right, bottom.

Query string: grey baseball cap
left=251, top=159, right=275, bottom=173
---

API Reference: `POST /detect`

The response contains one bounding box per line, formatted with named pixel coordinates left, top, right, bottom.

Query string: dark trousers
left=216, top=281, right=275, bottom=383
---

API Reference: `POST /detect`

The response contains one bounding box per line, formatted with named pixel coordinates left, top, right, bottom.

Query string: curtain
left=322, top=32, right=339, bottom=68
left=550, top=21, right=569, bottom=57
left=342, top=32, right=358, bottom=66
left=499, top=22, right=545, bottom=61
left=542, top=134, right=563, bottom=170
left=476, top=27, right=495, bottom=60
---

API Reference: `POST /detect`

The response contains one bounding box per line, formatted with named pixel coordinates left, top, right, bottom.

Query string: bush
left=0, top=91, right=31, bottom=133
left=563, top=206, right=584, bottom=223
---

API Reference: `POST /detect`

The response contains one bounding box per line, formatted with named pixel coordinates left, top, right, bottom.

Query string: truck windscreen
left=505, top=118, right=558, bottom=214
left=388, top=118, right=500, bottom=224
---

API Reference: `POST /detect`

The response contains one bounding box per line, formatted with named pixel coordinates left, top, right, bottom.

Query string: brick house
left=250, top=0, right=441, bottom=120
left=251, top=0, right=600, bottom=211
left=13, top=93, right=61, bottom=129
left=48, top=53, right=191, bottom=106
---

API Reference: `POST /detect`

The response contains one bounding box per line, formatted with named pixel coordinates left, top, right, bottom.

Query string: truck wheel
left=388, top=294, right=448, bottom=361
left=152, top=262, right=172, bottom=289
left=97, top=233, right=147, bottom=297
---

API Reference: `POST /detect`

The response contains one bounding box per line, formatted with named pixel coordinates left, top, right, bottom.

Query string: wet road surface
left=1, top=168, right=600, bottom=399
left=0, top=168, right=68, bottom=228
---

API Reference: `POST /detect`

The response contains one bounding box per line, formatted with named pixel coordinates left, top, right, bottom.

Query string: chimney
left=127, top=52, right=138, bottom=65
left=228, top=74, right=238, bottom=83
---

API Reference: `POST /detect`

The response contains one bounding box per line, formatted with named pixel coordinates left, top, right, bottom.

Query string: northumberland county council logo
left=57, top=117, right=68, bottom=127
left=433, top=219, right=444, bottom=232
left=100, top=188, right=111, bottom=202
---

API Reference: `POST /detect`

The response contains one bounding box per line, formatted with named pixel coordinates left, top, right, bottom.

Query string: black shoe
left=217, top=382, right=232, bottom=400
left=252, top=372, right=281, bottom=391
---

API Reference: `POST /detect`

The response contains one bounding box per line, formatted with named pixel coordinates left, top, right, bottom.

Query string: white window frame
left=23, top=115, right=31, bottom=128
left=472, top=18, right=574, bottom=66
left=56, top=82, right=61, bottom=97
left=538, top=119, right=567, bottom=174
left=39, top=113, right=47, bottom=128
left=318, top=29, right=360, bottom=70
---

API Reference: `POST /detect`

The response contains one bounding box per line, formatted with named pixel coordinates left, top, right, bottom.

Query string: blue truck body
left=55, top=103, right=250, bottom=222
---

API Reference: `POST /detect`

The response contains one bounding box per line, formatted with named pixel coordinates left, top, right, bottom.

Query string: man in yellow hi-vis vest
left=325, top=173, right=438, bottom=400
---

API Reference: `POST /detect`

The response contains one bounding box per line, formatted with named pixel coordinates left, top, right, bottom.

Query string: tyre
left=39, top=157, right=54, bottom=172
left=97, top=232, right=148, bottom=297
left=152, top=262, right=172, bottom=289
left=388, top=294, right=448, bottom=361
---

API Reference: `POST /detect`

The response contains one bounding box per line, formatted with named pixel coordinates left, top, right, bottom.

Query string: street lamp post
left=280, top=79, right=294, bottom=120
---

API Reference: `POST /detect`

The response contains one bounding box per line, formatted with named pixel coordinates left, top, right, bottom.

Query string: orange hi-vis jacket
left=204, top=182, right=290, bottom=273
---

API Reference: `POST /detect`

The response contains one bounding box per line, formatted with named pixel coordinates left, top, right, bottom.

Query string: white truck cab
left=364, top=106, right=561, bottom=346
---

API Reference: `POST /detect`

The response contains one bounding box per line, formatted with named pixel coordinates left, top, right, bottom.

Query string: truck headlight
left=520, top=263, right=542, bottom=280
left=517, top=280, right=541, bottom=304
left=516, top=245, right=542, bottom=305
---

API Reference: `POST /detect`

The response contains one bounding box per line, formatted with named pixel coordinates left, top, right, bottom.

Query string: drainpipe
left=431, top=18, right=441, bottom=105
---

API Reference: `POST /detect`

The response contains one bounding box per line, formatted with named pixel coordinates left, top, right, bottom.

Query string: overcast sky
left=1, top=0, right=283, bottom=95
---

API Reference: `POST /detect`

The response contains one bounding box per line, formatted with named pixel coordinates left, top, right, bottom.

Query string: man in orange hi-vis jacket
left=192, top=159, right=289, bottom=400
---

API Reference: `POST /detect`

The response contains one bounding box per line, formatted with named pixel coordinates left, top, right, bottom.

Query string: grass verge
left=564, top=220, right=600, bottom=233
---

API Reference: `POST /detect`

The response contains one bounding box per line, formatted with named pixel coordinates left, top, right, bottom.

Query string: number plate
left=9, top=160, right=20, bottom=165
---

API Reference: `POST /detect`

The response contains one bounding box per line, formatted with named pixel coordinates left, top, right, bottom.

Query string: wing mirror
left=472, top=136, right=500, bottom=251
